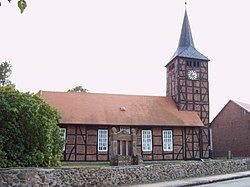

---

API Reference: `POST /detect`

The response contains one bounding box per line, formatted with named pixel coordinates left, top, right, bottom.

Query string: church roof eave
left=170, top=46, right=210, bottom=62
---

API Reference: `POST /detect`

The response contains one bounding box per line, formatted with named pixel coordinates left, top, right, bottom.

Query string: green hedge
left=0, top=86, right=63, bottom=167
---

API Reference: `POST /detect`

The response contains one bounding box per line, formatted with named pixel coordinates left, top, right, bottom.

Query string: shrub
left=0, top=86, right=63, bottom=167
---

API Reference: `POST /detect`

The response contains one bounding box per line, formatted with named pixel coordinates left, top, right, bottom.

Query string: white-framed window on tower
left=98, top=129, right=108, bottom=151
left=142, top=130, right=152, bottom=151
left=162, top=130, right=173, bottom=151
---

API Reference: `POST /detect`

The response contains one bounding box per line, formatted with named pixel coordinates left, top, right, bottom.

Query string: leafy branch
left=0, top=0, right=27, bottom=13
left=68, top=86, right=89, bottom=93
left=0, top=61, right=13, bottom=87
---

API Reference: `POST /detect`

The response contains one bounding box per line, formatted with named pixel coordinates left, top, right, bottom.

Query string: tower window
left=187, top=61, right=200, bottom=68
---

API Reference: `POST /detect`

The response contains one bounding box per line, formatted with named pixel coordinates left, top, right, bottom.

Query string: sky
left=1, top=0, right=250, bottom=121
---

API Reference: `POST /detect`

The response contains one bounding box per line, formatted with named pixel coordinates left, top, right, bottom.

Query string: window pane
left=142, top=130, right=152, bottom=151
left=163, top=130, right=173, bottom=151
left=98, top=129, right=108, bottom=151
left=60, top=128, right=66, bottom=151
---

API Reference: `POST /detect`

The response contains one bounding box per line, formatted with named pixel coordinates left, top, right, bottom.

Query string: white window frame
left=98, top=129, right=108, bottom=152
left=120, top=126, right=131, bottom=134
left=60, top=128, right=67, bottom=151
left=142, top=130, right=152, bottom=152
left=162, top=130, right=173, bottom=151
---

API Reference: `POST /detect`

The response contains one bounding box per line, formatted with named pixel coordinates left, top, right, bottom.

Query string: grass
left=61, top=160, right=200, bottom=169
left=61, top=162, right=110, bottom=169
left=61, top=158, right=248, bottom=169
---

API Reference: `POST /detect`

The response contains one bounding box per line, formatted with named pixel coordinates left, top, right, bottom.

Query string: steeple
left=169, top=9, right=209, bottom=62
left=166, top=4, right=210, bottom=127
left=178, top=9, right=195, bottom=49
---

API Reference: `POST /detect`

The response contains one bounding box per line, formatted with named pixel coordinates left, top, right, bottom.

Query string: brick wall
left=211, top=101, right=250, bottom=157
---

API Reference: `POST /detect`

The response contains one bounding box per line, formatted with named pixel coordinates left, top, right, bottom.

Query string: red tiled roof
left=39, top=91, right=204, bottom=127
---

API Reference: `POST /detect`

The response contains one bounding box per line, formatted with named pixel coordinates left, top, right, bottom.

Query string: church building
left=40, top=9, right=211, bottom=162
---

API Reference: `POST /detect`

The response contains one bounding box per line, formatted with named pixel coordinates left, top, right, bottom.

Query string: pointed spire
left=178, top=9, right=195, bottom=48
left=168, top=9, right=209, bottom=63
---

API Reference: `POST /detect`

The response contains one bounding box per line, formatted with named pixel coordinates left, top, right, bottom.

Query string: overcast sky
left=1, top=0, right=250, bottom=121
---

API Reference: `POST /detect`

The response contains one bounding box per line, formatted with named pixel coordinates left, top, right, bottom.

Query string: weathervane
left=185, top=0, right=188, bottom=10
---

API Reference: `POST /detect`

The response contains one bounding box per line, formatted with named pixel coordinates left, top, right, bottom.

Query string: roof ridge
left=231, top=100, right=250, bottom=112
left=211, top=100, right=250, bottom=125
left=40, top=90, right=168, bottom=98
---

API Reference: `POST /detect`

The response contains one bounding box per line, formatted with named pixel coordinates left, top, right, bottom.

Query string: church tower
left=166, top=9, right=210, bottom=126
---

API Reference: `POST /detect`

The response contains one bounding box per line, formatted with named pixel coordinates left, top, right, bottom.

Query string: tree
left=0, top=136, right=7, bottom=168
left=0, top=61, right=13, bottom=87
left=68, top=86, right=88, bottom=93
left=0, top=86, right=63, bottom=167
left=0, top=0, right=27, bottom=13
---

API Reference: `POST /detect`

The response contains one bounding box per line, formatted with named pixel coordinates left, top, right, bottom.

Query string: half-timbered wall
left=166, top=59, right=179, bottom=103
left=167, top=58, right=209, bottom=126
left=60, top=125, right=209, bottom=162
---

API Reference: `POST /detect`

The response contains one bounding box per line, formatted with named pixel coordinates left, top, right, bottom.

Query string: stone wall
left=0, top=159, right=250, bottom=186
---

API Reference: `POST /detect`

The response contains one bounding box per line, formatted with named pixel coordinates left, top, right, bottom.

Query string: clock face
left=187, top=70, right=198, bottom=80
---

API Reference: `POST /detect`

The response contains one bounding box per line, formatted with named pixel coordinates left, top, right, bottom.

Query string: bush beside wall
left=0, top=87, right=63, bottom=168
